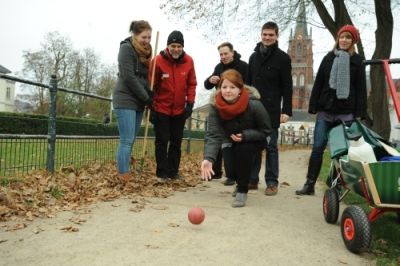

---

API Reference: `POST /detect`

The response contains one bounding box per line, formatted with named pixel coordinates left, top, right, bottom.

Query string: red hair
left=218, top=69, right=244, bottom=89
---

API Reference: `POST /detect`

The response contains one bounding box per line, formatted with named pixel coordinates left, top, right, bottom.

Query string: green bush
left=0, top=112, right=205, bottom=138
left=0, top=112, right=118, bottom=136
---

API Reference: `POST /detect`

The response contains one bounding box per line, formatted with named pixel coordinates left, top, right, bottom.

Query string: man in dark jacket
left=204, top=42, right=248, bottom=184
left=247, top=21, right=293, bottom=195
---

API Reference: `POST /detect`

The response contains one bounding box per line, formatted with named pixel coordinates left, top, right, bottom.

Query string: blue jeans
left=250, top=128, right=279, bottom=187
left=115, top=109, right=143, bottom=174
left=310, top=119, right=331, bottom=162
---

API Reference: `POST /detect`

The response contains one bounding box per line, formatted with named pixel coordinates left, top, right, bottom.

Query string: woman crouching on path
left=201, top=69, right=271, bottom=207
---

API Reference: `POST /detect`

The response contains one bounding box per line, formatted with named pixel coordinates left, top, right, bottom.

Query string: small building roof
left=0, top=64, right=11, bottom=74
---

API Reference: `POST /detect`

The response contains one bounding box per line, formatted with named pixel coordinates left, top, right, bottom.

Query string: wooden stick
left=141, top=31, right=159, bottom=164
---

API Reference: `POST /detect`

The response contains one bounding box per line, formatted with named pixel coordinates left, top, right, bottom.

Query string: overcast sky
left=1, top=0, right=400, bottom=106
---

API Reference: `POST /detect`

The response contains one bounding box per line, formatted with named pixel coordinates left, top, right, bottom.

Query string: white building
left=0, top=65, right=15, bottom=112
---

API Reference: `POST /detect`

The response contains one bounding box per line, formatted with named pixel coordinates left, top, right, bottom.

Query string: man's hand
left=230, top=133, right=243, bottom=142
left=280, top=114, right=289, bottom=123
left=184, top=103, right=194, bottom=120
left=209, top=75, right=220, bottom=85
left=201, top=160, right=214, bottom=181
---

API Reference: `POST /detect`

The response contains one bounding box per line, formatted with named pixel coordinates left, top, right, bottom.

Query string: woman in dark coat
left=296, top=25, right=367, bottom=195
left=201, top=69, right=271, bottom=207
left=113, top=20, right=153, bottom=183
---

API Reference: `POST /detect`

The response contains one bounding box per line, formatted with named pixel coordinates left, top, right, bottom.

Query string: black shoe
left=223, top=178, right=235, bottom=186
left=169, top=173, right=181, bottom=180
left=295, top=180, right=315, bottom=195
left=212, top=174, right=222, bottom=180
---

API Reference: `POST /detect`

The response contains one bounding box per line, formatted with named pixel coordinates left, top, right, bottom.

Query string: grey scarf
left=329, top=49, right=350, bottom=99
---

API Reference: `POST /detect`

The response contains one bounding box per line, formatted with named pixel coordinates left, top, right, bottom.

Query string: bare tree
left=41, top=31, right=72, bottom=85
left=161, top=0, right=396, bottom=139
left=20, top=31, right=114, bottom=118
left=22, top=50, right=50, bottom=113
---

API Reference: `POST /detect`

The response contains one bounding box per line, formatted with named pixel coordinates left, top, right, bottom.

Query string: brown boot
left=119, top=173, right=132, bottom=183
left=248, top=181, right=258, bottom=190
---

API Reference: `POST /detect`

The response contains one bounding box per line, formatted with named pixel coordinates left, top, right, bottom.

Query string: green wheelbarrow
left=323, top=120, right=400, bottom=254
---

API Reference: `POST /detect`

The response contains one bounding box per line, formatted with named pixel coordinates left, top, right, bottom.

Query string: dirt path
left=0, top=150, right=373, bottom=266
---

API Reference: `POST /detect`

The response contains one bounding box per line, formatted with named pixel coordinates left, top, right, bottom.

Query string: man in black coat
left=247, top=21, right=293, bottom=195
left=204, top=42, right=248, bottom=185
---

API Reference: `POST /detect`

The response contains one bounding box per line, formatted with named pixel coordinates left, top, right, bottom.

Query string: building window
left=292, top=74, right=297, bottom=86
left=6, top=87, right=11, bottom=99
left=299, top=74, right=305, bottom=86
left=296, top=43, right=302, bottom=56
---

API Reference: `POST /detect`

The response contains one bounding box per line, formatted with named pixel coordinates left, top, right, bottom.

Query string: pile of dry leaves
left=0, top=154, right=203, bottom=227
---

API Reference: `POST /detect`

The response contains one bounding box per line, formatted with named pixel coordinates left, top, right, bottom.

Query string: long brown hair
left=129, top=20, right=152, bottom=34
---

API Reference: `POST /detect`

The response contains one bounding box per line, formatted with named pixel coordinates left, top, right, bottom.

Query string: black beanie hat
left=167, top=30, right=184, bottom=46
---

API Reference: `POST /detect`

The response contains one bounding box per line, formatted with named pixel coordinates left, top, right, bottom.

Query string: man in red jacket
left=149, top=30, right=197, bottom=180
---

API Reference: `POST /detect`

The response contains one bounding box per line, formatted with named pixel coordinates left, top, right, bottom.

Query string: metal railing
left=0, top=74, right=206, bottom=177
left=0, top=73, right=314, bottom=177
left=1, top=73, right=114, bottom=175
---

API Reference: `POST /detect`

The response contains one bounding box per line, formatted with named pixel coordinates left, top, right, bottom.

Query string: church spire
left=295, top=0, right=308, bottom=38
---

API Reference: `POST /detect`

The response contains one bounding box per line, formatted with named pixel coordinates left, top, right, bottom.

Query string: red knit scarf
left=215, top=89, right=249, bottom=120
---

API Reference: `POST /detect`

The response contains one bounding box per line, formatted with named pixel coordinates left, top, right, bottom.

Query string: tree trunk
left=369, top=0, right=393, bottom=140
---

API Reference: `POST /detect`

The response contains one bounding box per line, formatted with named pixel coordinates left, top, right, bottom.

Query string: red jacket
left=149, top=49, right=197, bottom=116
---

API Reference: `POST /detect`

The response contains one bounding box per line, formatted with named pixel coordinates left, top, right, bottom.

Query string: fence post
left=186, top=117, right=192, bottom=154
left=47, top=75, right=58, bottom=173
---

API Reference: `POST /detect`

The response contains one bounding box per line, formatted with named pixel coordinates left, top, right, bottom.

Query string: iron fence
left=0, top=134, right=205, bottom=177
left=0, top=73, right=313, bottom=178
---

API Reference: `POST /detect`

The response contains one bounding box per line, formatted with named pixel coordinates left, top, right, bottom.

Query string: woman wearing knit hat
left=296, top=24, right=367, bottom=196
left=201, top=69, right=272, bottom=207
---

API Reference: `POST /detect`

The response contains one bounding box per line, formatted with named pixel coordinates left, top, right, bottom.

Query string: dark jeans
left=153, top=112, right=186, bottom=177
left=250, top=128, right=279, bottom=187
left=212, top=149, right=223, bottom=178
left=222, top=141, right=263, bottom=193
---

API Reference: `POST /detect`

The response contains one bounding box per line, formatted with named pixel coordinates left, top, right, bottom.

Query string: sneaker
left=248, top=181, right=258, bottom=190
left=157, top=177, right=169, bottom=183
left=264, top=186, right=278, bottom=196
left=232, top=193, right=247, bottom=208
left=223, top=178, right=235, bottom=186
left=232, top=187, right=238, bottom=197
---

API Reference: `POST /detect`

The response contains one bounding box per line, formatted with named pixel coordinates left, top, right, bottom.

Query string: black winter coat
left=204, top=51, right=248, bottom=90
left=203, top=86, right=272, bottom=163
left=308, top=51, right=367, bottom=118
left=247, top=42, right=293, bottom=128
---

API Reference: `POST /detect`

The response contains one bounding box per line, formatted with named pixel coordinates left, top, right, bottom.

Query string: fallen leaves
left=150, top=205, right=168, bottom=210
left=0, top=154, right=202, bottom=228
left=60, top=226, right=79, bottom=232
left=5, top=223, right=26, bottom=231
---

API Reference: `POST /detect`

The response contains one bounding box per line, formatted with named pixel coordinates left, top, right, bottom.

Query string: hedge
left=0, top=112, right=205, bottom=138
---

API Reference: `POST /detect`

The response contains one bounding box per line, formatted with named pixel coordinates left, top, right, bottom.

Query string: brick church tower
left=287, top=0, right=314, bottom=111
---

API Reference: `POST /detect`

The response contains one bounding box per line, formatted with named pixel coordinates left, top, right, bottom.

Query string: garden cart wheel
left=340, top=206, right=371, bottom=253
left=323, top=188, right=339, bottom=224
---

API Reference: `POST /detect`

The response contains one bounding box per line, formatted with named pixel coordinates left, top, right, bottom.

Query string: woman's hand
left=230, top=133, right=242, bottom=142
left=201, top=160, right=214, bottom=181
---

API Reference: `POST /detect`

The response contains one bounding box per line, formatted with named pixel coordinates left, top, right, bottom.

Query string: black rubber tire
left=323, top=188, right=339, bottom=224
left=340, top=206, right=371, bottom=254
